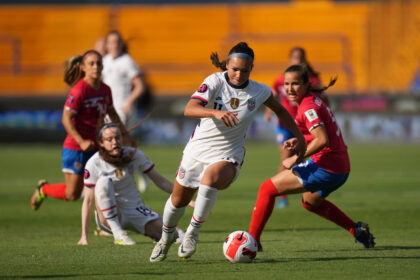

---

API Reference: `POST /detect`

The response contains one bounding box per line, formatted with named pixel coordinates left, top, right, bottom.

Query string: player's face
left=226, top=57, right=253, bottom=86
left=284, top=71, right=308, bottom=104
left=106, top=33, right=120, bottom=57
left=81, top=53, right=103, bottom=81
left=99, top=127, right=122, bottom=156
left=289, top=50, right=303, bottom=65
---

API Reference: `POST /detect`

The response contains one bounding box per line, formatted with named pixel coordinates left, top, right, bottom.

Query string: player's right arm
left=62, top=108, right=94, bottom=151
left=184, top=99, right=239, bottom=128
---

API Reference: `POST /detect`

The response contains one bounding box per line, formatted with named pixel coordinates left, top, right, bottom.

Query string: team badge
left=247, top=98, right=256, bottom=111
left=305, top=109, right=319, bottom=122
left=115, top=169, right=124, bottom=179
left=230, top=98, right=240, bottom=109
left=197, top=84, right=208, bottom=93
left=84, top=169, right=90, bottom=179
left=74, top=161, right=82, bottom=171
left=178, top=166, right=186, bottom=179
left=65, top=95, right=74, bottom=105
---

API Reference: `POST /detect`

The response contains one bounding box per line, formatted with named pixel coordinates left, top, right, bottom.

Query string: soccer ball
left=223, top=230, right=257, bottom=263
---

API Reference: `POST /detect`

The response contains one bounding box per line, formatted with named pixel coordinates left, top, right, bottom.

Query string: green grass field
left=1, top=142, right=419, bottom=279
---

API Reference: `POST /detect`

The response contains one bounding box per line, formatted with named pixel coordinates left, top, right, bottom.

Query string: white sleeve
left=191, top=73, right=221, bottom=105
left=83, top=156, right=99, bottom=188
left=125, top=55, right=141, bottom=80
left=133, top=149, right=155, bottom=174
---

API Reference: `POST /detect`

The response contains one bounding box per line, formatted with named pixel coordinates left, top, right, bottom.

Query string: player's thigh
left=200, top=161, right=236, bottom=190
left=64, top=173, right=84, bottom=200
left=270, top=169, right=306, bottom=195
left=171, top=180, right=197, bottom=208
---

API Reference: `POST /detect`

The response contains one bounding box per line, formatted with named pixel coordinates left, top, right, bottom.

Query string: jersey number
left=213, top=102, right=223, bottom=110
left=326, top=107, right=341, bottom=136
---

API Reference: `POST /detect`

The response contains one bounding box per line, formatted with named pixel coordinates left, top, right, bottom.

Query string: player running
left=81, top=123, right=187, bottom=245
left=30, top=50, right=132, bottom=215
left=149, top=42, right=306, bottom=262
left=248, top=64, right=375, bottom=251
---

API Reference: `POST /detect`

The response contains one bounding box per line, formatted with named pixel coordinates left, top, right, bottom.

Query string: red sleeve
left=65, top=83, right=84, bottom=113
left=300, top=100, right=323, bottom=132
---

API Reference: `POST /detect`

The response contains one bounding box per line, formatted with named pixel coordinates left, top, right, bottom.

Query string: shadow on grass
left=1, top=272, right=168, bottom=279
left=295, top=245, right=420, bottom=253
left=201, top=227, right=338, bottom=234
left=258, top=254, right=420, bottom=264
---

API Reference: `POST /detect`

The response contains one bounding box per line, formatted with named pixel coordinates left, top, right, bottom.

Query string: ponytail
left=311, top=76, right=337, bottom=93
left=64, top=55, right=84, bottom=86
left=285, top=64, right=337, bottom=93
left=210, top=52, right=227, bottom=71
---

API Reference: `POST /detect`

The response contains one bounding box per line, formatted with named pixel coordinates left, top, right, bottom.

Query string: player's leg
left=150, top=181, right=195, bottom=262
left=95, top=176, right=134, bottom=245
left=275, top=125, right=294, bottom=208
left=179, top=161, right=236, bottom=259
left=249, top=169, right=306, bottom=250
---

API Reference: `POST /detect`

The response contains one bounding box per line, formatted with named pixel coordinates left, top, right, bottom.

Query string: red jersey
left=272, top=73, right=321, bottom=125
left=295, top=92, right=350, bottom=174
left=63, top=79, right=113, bottom=151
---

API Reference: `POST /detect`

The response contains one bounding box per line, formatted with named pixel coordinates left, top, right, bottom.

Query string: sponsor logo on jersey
left=197, top=83, right=208, bottom=93
left=305, top=109, right=319, bottom=122
left=74, top=161, right=82, bottom=171
left=178, top=167, right=186, bottom=179
left=230, top=98, right=240, bottom=109
left=84, top=169, right=90, bottom=179
left=115, top=169, right=124, bottom=179
left=247, top=98, right=256, bottom=111
left=66, top=95, right=74, bottom=105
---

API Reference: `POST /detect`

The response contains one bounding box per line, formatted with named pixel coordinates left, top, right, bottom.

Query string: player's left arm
left=121, top=76, right=145, bottom=114
left=78, top=186, right=95, bottom=245
left=264, top=94, right=306, bottom=160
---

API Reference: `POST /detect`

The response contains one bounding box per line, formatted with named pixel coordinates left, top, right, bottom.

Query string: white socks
left=95, top=177, right=124, bottom=238
left=161, top=196, right=186, bottom=243
left=186, top=184, right=218, bottom=236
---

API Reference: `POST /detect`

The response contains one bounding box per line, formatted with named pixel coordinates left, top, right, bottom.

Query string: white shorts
left=175, top=153, right=243, bottom=189
left=95, top=202, right=160, bottom=235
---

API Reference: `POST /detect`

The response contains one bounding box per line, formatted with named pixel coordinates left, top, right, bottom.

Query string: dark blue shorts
left=292, top=158, right=349, bottom=197
left=275, top=124, right=294, bottom=145
left=62, top=148, right=96, bottom=175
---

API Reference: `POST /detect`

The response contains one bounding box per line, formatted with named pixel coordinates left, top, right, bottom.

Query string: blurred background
left=1, top=0, right=419, bottom=144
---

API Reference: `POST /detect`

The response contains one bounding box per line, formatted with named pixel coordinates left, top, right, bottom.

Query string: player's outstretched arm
left=264, top=94, right=306, bottom=161
left=78, top=186, right=95, bottom=245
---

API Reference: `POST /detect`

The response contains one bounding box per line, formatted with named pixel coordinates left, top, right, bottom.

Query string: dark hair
left=289, top=47, right=319, bottom=78
left=106, top=30, right=128, bottom=55
left=285, top=64, right=336, bottom=93
left=210, top=42, right=254, bottom=71
left=64, top=49, right=102, bottom=86
left=96, top=122, right=136, bottom=167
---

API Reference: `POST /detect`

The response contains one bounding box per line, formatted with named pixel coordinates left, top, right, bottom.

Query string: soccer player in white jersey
left=80, top=123, right=186, bottom=245
left=149, top=42, right=307, bottom=262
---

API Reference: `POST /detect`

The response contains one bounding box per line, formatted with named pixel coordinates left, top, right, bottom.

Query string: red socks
left=301, top=199, right=356, bottom=236
left=249, top=179, right=279, bottom=242
left=41, top=183, right=67, bottom=200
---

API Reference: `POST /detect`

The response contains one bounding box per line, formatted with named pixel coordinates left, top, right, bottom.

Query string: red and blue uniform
left=62, top=79, right=113, bottom=175
left=292, top=92, right=350, bottom=197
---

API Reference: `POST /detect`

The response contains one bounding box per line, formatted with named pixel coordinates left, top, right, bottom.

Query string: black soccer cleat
left=257, top=241, right=263, bottom=252
left=354, top=221, right=375, bottom=248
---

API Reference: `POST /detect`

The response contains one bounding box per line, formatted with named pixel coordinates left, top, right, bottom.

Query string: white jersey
left=84, top=147, right=154, bottom=209
left=183, top=72, right=271, bottom=162
left=102, top=53, right=141, bottom=123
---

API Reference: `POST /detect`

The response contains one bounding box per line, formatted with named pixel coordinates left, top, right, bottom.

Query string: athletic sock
left=41, top=183, right=67, bottom=200
left=301, top=199, right=356, bottom=236
left=162, top=196, right=186, bottom=243
left=95, top=177, right=124, bottom=238
left=248, top=179, right=279, bottom=242
left=186, top=184, right=218, bottom=236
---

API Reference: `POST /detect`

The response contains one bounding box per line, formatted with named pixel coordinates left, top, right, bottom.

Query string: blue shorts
left=276, top=124, right=294, bottom=145
left=62, top=148, right=96, bottom=175
left=292, top=158, right=349, bottom=198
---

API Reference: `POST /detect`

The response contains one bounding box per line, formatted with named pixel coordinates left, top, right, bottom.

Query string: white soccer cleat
left=175, top=228, right=185, bottom=244
left=149, top=230, right=179, bottom=263
left=114, top=232, right=136, bottom=245
left=178, top=232, right=198, bottom=259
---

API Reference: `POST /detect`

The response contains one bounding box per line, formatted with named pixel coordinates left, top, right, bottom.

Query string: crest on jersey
left=247, top=98, right=256, bottom=111
left=115, top=169, right=124, bottom=179
left=305, top=109, right=319, bottom=122
left=66, top=95, right=74, bottom=105
left=230, top=98, right=240, bottom=109
left=178, top=166, right=186, bottom=179
left=197, top=84, right=208, bottom=93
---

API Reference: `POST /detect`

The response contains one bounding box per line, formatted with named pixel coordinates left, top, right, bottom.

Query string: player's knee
left=301, top=198, right=315, bottom=211
left=66, top=193, right=80, bottom=201
left=259, top=179, right=279, bottom=198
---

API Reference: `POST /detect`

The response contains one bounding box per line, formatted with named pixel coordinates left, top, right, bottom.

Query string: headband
left=98, top=123, right=119, bottom=139
left=227, top=53, right=254, bottom=62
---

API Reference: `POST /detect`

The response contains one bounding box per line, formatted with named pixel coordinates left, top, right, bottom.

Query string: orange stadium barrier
left=0, top=0, right=419, bottom=96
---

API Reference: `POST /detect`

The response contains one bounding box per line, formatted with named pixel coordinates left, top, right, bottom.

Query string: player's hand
left=79, top=139, right=94, bottom=151
left=282, top=154, right=298, bottom=170
left=77, top=237, right=88, bottom=245
left=283, top=138, right=298, bottom=151
left=214, top=110, right=239, bottom=128
left=264, top=110, right=272, bottom=122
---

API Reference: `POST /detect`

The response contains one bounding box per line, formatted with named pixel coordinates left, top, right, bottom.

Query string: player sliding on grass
left=248, top=64, right=375, bottom=251
left=30, top=50, right=133, bottom=214
left=149, top=42, right=306, bottom=262
left=80, top=123, right=189, bottom=245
